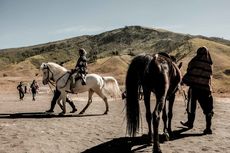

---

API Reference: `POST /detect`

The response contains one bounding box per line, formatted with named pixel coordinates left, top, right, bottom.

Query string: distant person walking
left=180, top=46, right=214, bottom=134
left=17, top=81, right=24, bottom=100
left=30, top=80, right=39, bottom=101
left=24, top=85, right=27, bottom=94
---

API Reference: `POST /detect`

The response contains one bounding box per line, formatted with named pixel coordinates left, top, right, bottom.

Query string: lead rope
left=48, top=81, right=55, bottom=93
left=179, top=85, right=188, bottom=114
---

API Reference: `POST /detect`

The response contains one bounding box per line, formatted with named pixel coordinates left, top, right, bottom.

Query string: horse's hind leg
left=153, top=94, right=166, bottom=153
left=168, top=94, right=176, bottom=136
left=162, top=104, right=168, bottom=134
left=57, top=92, right=67, bottom=115
left=162, top=102, right=171, bottom=142
left=79, top=89, right=94, bottom=114
left=143, top=89, right=152, bottom=142
left=95, top=89, right=108, bottom=114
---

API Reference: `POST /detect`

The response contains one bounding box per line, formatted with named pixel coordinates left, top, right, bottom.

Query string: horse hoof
left=46, top=110, right=54, bottom=113
left=103, top=111, right=108, bottom=115
left=79, top=111, right=84, bottom=115
left=161, top=132, right=170, bottom=142
left=141, top=134, right=153, bottom=144
left=59, top=112, right=65, bottom=116
left=153, top=147, right=162, bottom=153
left=70, top=109, right=77, bottom=113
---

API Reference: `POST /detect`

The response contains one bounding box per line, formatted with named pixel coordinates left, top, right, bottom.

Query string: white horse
left=40, top=62, right=121, bottom=115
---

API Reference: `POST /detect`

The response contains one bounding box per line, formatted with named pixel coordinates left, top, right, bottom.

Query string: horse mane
left=47, top=62, right=68, bottom=73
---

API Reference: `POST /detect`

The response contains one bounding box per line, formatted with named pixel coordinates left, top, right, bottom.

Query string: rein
left=43, top=65, right=71, bottom=90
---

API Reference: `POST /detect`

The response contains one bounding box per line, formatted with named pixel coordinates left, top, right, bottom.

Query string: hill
left=0, top=26, right=229, bottom=94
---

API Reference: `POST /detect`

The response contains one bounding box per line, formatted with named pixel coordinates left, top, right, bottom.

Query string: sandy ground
left=0, top=79, right=230, bottom=153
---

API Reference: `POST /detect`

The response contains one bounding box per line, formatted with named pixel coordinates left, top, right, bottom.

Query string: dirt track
left=0, top=84, right=230, bottom=153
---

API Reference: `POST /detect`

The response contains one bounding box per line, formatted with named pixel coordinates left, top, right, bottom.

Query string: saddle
left=158, top=52, right=176, bottom=62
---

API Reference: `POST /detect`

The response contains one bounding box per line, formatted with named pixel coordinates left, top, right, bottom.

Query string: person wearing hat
left=17, top=81, right=24, bottom=100
left=70, top=48, right=88, bottom=92
left=180, top=46, right=214, bottom=134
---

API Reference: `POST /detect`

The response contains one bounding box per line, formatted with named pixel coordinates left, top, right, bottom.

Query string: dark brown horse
left=125, top=53, right=181, bottom=153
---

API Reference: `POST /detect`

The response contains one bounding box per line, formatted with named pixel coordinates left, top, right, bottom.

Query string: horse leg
left=79, top=89, right=94, bottom=114
left=95, top=89, right=108, bottom=114
left=143, top=89, right=152, bottom=143
left=168, top=94, right=176, bottom=137
left=153, top=94, right=166, bottom=153
left=162, top=104, right=168, bottom=134
left=58, top=92, right=67, bottom=115
left=57, top=99, right=63, bottom=111
left=162, top=101, right=171, bottom=142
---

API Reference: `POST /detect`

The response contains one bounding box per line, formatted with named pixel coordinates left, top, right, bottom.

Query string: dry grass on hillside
left=175, top=38, right=230, bottom=94
left=1, top=40, right=229, bottom=95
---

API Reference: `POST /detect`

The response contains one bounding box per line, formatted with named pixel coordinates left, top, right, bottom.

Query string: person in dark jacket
left=70, top=48, right=88, bottom=92
left=17, top=81, right=24, bottom=100
left=30, top=80, right=39, bottom=101
left=180, top=46, right=214, bottom=134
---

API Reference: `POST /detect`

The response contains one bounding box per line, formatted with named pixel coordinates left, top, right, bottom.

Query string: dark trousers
left=187, top=87, right=213, bottom=116
left=47, top=89, right=76, bottom=112
left=19, top=90, right=24, bottom=100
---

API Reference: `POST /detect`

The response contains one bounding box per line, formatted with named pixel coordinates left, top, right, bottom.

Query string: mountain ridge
left=0, top=25, right=229, bottom=93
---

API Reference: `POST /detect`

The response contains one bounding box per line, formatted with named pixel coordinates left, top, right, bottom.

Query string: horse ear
left=40, top=63, right=47, bottom=70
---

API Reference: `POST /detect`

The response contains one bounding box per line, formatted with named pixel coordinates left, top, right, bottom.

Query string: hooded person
left=181, top=46, right=214, bottom=134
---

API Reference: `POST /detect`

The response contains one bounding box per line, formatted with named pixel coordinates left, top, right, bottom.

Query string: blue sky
left=1, top=0, right=230, bottom=49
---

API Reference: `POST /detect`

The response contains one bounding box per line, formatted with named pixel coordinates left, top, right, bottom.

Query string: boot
left=180, top=113, right=195, bottom=129
left=66, top=97, right=77, bottom=113
left=46, top=89, right=61, bottom=113
left=203, top=113, right=213, bottom=134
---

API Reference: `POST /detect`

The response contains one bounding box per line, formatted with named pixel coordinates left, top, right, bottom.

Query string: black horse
left=125, top=53, right=181, bottom=153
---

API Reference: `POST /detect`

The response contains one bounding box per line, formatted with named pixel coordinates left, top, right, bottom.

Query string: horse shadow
left=0, top=112, right=105, bottom=119
left=82, top=128, right=205, bottom=153
left=82, top=136, right=151, bottom=153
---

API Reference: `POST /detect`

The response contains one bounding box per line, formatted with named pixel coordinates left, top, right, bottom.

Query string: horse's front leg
left=58, top=91, right=67, bottom=115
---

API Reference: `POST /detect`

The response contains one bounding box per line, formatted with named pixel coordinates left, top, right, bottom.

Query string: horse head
left=40, top=62, right=68, bottom=85
left=40, top=62, right=54, bottom=85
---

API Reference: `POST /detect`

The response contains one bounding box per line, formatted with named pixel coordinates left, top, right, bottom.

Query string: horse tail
left=102, top=76, right=121, bottom=98
left=125, top=58, right=142, bottom=137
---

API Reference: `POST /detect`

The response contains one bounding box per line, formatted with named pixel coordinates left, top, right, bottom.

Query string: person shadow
left=171, top=127, right=205, bottom=141
left=82, top=127, right=205, bottom=153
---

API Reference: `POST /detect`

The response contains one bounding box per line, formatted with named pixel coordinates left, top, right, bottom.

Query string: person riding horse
left=70, top=48, right=88, bottom=92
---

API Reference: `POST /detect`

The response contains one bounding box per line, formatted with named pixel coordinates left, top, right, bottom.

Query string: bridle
left=42, top=64, right=71, bottom=89
left=42, top=65, right=55, bottom=87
